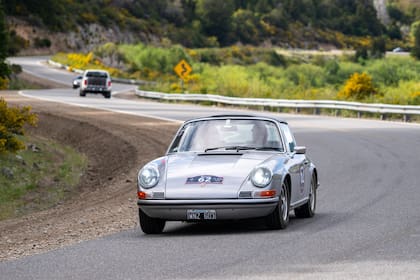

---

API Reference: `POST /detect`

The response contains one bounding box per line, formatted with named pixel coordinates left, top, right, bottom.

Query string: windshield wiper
left=255, top=147, right=283, bottom=151
left=204, top=146, right=256, bottom=152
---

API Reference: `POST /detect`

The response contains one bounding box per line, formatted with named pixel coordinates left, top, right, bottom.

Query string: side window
left=281, top=124, right=296, bottom=152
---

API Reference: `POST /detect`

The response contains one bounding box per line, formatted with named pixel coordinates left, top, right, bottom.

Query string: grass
left=8, top=76, right=44, bottom=90
left=0, top=135, right=88, bottom=221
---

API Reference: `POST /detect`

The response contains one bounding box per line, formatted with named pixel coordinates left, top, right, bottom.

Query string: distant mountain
left=3, top=0, right=419, bottom=54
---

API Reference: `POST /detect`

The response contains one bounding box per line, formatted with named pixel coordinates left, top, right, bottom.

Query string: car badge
left=186, top=175, right=224, bottom=185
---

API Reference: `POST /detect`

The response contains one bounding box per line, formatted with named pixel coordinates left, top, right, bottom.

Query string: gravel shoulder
left=0, top=90, right=179, bottom=261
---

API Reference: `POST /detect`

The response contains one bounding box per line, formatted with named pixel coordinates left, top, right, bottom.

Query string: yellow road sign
left=174, top=59, right=192, bottom=80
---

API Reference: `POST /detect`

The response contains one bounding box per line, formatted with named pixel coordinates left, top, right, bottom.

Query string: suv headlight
left=251, top=167, right=272, bottom=188
left=138, top=165, right=160, bottom=189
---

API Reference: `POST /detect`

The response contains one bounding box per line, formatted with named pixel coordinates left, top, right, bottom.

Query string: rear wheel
left=295, top=173, right=317, bottom=218
left=79, top=90, right=86, bottom=97
left=104, top=91, right=111, bottom=99
left=139, top=208, right=165, bottom=234
left=265, top=180, right=289, bottom=229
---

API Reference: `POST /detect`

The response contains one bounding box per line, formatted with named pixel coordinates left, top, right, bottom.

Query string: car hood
left=165, top=152, right=276, bottom=199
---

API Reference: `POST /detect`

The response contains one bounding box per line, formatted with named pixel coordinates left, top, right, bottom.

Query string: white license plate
left=187, top=209, right=216, bottom=220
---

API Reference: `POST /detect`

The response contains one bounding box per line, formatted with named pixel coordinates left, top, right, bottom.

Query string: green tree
left=232, top=9, right=259, bottom=44
left=0, top=0, right=10, bottom=89
left=370, top=36, right=386, bottom=59
left=411, top=21, right=420, bottom=60
left=196, top=0, right=235, bottom=45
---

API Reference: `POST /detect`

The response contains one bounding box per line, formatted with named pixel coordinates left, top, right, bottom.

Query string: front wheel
left=295, top=173, right=317, bottom=218
left=265, top=181, right=289, bottom=229
left=139, top=208, right=165, bottom=234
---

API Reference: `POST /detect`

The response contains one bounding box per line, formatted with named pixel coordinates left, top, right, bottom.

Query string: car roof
left=185, top=114, right=288, bottom=125
left=84, top=69, right=109, bottom=73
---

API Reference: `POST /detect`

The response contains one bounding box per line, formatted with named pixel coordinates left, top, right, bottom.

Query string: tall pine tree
left=411, top=21, right=420, bottom=60
left=0, top=0, right=10, bottom=86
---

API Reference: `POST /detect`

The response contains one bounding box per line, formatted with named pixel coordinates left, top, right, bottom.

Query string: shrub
left=366, top=57, right=420, bottom=87
left=381, top=81, right=420, bottom=105
left=284, top=64, right=326, bottom=89
left=338, top=72, right=378, bottom=101
left=0, top=98, right=37, bottom=154
left=0, top=76, right=9, bottom=89
left=33, top=37, right=52, bottom=48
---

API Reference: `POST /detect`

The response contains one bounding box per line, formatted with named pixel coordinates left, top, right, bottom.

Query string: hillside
left=3, top=0, right=420, bottom=54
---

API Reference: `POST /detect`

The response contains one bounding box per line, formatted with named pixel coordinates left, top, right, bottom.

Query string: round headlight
left=138, top=165, right=160, bottom=189
left=251, top=167, right=272, bottom=188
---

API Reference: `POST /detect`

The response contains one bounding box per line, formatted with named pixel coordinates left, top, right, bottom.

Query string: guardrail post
left=313, top=108, right=320, bottom=115
left=403, top=114, right=410, bottom=122
left=295, top=107, right=300, bottom=113
left=357, top=112, right=362, bottom=118
left=380, top=114, right=386, bottom=120
left=334, top=110, right=339, bottom=117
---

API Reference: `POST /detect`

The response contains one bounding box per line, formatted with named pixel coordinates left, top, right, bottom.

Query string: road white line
left=18, top=90, right=183, bottom=124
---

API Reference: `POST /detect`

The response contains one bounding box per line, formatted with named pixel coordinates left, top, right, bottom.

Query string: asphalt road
left=1, top=57, right=420, bottom=279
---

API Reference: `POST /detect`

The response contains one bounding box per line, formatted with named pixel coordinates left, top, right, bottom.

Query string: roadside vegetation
left=0, top=97, right=87, bottom=220
left=52, top=44, right=420, bottom=105
left=0, top=134, right=88, bottom=220
left=3, top=0, right=413, bottom=49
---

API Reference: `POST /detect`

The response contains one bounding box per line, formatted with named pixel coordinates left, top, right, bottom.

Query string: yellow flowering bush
left=0, top=77, right=9, bottom=90
left=338, top=72, right=378, bottom=101
left=0, top=98, right=37, bottom=154
left=410, top=91, right=420, bottom=105
left=52, top=52, right=123, bottom=77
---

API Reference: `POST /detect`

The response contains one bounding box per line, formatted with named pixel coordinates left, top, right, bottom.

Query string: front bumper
left=138, top=198, right=279, bottom=221
left=83, top=86, right=111, bottom=93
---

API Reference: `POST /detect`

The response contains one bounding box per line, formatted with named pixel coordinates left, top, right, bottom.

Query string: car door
left=280, top=124, right=308, bottom=205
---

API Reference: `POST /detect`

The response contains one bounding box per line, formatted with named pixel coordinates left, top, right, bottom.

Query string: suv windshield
left=169, top=119, right=284, bottom=153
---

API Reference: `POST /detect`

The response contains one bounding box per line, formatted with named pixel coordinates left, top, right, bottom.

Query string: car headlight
left=138, top=165, right=160, bottom=189
left=251, top=167, right=272, bottom=188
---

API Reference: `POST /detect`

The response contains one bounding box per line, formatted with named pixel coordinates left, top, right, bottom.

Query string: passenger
left=252, top=122, right=268, bottom=146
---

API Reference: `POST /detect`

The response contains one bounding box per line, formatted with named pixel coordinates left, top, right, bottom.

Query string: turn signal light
left=138, top=191, right=147, bottom=199
left=255, top=190, right=276, bottom=198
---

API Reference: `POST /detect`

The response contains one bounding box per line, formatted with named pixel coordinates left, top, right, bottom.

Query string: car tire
left=295, top=173, right=317, bottom=218
left=265, top=180, right=289, bottom=229
left=79, top=90, right=86, bottom=97
left=139, top=208, right=165, bottom=234
left=104, top=92, right=111, bottom=99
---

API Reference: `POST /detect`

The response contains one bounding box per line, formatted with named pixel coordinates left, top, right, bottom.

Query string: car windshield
left=169, top=119, right=284, bottom=153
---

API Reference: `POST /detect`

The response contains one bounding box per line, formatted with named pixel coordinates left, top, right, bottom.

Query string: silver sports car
left=137, top=115, right=319, bottom=234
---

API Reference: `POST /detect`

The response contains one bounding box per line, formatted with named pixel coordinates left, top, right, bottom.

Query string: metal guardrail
left=135, top=89, right=420, bottom=122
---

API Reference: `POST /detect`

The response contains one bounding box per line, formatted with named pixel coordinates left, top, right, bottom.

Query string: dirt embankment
left=0, top=90, right=179, bottom=261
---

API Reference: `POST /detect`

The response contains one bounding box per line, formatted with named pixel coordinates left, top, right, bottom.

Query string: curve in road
left=1, top=57, right=420, bottom=279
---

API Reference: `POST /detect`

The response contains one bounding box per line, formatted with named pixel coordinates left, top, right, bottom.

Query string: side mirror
left=294, top=146, right=306, bottom=154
